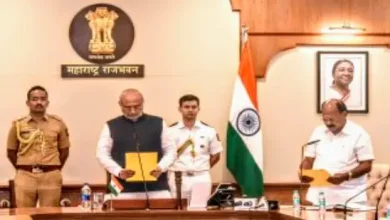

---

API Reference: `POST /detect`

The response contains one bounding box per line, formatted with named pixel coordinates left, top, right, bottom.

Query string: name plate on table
left=104, top=198, right=188, bottom=210
left=233, top=198, right=258, bottom=210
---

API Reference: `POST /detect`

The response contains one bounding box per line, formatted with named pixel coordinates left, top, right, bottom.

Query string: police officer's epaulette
left=47, top=114, right=64, bottom=122
left=15, top=115, right=28, bottom=121
left=169, top=122, right=178, bottom=127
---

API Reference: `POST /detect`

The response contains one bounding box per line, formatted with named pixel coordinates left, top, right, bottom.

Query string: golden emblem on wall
left=64, top=3, right=144, bottom=78
left=85, top=7, right=119, bottom=54
left=68, top=3, right=135, bottom=64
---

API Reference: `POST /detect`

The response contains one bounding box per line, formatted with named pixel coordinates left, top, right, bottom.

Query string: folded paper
left=302, top=169, right=332, bottom=187
left=125, top=152, right=157, bottom=182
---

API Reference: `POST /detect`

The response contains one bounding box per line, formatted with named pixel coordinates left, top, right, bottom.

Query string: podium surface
left=1, top=207, right=298, bottom=220
left=0, top=207, right=382, bottom=220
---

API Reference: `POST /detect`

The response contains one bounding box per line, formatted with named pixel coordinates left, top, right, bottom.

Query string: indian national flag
left=226, top=31, right=264, bottom=197
left=108, top=175, right=124, bottom=196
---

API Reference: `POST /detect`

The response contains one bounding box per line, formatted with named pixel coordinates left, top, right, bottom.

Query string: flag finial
left=241, top=25, right=249, bottom=45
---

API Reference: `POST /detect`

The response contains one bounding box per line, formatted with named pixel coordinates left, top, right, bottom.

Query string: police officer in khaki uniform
left=6, top=85, right=70, bottom=207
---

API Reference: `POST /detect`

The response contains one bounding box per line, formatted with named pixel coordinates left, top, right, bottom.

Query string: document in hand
left=125, top=152, right=157, bottom=182
left=301, top=169, right=333, bottom=187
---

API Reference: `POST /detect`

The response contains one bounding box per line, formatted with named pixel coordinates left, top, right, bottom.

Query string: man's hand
left=118, top=169, right=135, bottom=180
left=298, top=172, right=314, bottom=183
left=327, top=173, right=348, bottom=185
left=301, top=175, right=314, bottom=183
left=150, top=167, right=162, bottom=178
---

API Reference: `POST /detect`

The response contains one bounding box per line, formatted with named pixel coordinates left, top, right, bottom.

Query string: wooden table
left=0, top=207, right=386, bottom=220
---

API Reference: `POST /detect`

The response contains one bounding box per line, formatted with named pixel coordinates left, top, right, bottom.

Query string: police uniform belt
left=17, top=165, right=60, bottom=173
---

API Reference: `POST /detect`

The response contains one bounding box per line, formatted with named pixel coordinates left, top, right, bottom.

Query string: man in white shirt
left=96, top=88, right=176, bottom=199
left=168, top=94, right=223, bottom=199
left=300, top=99, right=374, bottom=205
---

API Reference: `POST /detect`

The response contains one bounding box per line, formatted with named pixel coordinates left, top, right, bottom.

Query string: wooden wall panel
left=236, top=0, right=390, bottom=33
left=230, top=0, right=390, bottom=77
left=251, top=34, right=390, bottom=78
left=263, top=183, right=309, bottom=205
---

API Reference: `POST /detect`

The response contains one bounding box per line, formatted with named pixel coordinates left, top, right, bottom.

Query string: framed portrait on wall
left=317, top=51, right=369, bottom=113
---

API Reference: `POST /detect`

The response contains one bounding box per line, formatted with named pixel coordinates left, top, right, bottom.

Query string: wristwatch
left=348, top=171, right=353, bottom=180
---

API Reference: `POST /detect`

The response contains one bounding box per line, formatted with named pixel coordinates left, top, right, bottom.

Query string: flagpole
left=110, top=193, right=113, bottom=211
left=109, top=174, right=113, bottom=211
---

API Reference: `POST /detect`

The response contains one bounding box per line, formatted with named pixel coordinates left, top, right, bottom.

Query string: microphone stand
left=299, top=139, right=320, bottom=208
left=343, top=171, right=390, bottom=219
left=174, top=171, right=183, bottom=210
left=299, top=144, right=305, bottom=207
left=133, top=130, right=150, bottom=210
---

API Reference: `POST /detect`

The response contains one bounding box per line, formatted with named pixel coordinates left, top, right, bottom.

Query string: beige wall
left=0, top=0, right=239, bottom=185
left=0, top=1, right=388, bottom=186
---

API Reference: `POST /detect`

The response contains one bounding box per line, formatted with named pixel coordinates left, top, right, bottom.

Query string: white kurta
left=96, top=117, right=176, bottom=199
left=304, top=120, right=374, bottom=205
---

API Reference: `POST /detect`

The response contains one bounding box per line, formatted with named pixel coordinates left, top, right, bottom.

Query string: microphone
left=374, top=167, right=390, bottom=220
left=304, top=139, right=321, bottom=146
left=299, top=139, right=321, bottom=207
left=342, top=168, right=390, bottom=219
left=300, top=139, right=321, bottom=177
left=133, top=128, right=150, bottom=210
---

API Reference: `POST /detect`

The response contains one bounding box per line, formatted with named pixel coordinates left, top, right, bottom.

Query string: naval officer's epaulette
left=169, top=122, right=178, bottom=127
left=200, top=121, right=211, bottom=127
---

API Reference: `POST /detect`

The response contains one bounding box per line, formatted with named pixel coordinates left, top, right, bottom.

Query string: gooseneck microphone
left=299, top=139, right=321, bottom=207
left=342, top=168, right=390, bottom=219
left=133, top=127, right=150, bottom=210
left=374, top=168, right=390, bottom=220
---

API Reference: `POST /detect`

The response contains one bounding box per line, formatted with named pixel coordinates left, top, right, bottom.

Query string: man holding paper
left=167, top=94, right=223, bottom=199
left=300, top=99, right=374, bottom=205
left=96, top=88, right=176, bottom=199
